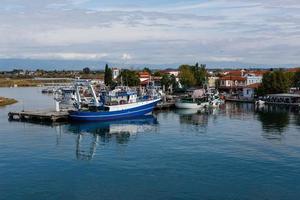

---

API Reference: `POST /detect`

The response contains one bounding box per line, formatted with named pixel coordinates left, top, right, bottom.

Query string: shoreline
left=0, top=97, right=18, bottom=106
left=0, top=78, right=72, bottom=87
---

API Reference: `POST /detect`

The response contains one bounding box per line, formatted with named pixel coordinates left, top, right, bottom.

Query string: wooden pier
left=225, top=98, right=255, bottom=103
left=8, top=110, right=69, bottom=122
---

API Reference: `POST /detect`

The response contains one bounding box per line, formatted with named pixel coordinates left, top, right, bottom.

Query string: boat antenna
left=120, top=74, right=123, bottom=86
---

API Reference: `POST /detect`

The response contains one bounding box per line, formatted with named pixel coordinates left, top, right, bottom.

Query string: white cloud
left=1, top=0, right=300, bottom=65
left=208, top=56, right=243, bottom=62
left=122, top=53, right=132, bottom=60
left=0, top=52, right=108, bottom=60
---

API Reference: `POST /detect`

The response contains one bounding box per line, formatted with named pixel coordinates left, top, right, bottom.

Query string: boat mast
left=88, top=83, right=99, bottom=107
left=75, top=82, right=82, bottom=109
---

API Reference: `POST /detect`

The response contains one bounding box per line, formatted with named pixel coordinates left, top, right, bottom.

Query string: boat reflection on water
left=174, top=103, right=300, bottom=141
left=67, top=115, right=158, bottom=160
left=175, top=108, right=211, bottom=127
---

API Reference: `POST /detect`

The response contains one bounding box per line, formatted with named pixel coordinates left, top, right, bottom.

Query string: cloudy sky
left=1, top=0, right=300, bottom=65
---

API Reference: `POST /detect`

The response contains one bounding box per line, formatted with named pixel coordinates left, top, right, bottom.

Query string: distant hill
left=0, top=58, right=297, bottom=71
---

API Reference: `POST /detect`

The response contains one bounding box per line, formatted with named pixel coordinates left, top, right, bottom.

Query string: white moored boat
left=175, top=98, right=209, bottom=109
left=175, top=89, right=209, bottom=109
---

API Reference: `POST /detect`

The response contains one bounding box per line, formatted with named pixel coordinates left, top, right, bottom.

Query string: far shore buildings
left=208, top=76, right=219, bottom=88
left=137, top=69, right=181, bottom=89
left=218, top=69, right=267, bottom=96
left=243, top=83, right=261, bottom=99
left=138, top=71, right=162, bottom=87
left=112, top=68, right=120, bottom=80
left=159, top=69, right=180, bottom=77
left=219, top=76, right=247, bottom=91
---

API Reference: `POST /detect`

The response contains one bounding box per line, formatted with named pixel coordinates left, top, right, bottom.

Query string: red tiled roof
left=287, top=68, right=300, bottom=73
left=225, top=70, right=243, bottom=76
left=245, top=83, right=261, bottom=89
left=138, top=71, right=150, bottom=78
left=220, top=76, right=246, bottom=81
left=248, top=70, right=268, bottom=76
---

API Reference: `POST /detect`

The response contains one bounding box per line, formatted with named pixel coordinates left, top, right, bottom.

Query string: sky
left=1, top=0, right=300, bottom=66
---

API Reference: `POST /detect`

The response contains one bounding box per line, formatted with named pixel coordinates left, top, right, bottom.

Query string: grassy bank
left=0, top=97, right=18, bottom=106
left=0, top=79, right=42, bottom=87
left=0, top=78, right=71, bottom=87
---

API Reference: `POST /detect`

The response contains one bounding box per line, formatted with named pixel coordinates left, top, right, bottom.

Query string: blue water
left=1, top=88, right=300, bottom=200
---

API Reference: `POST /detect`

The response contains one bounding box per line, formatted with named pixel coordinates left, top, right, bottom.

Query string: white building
left=208, top=76, right=219, bottom=88
left=244, top=73, right=263, bottom=85
left=243, top=83, right=260, bottom=99
left=112, top=68, right=120, bottom=80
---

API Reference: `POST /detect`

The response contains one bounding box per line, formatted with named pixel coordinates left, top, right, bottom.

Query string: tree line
left=85, top=65, right=300, bottom=96
left=178, top=63, right=207, bottom=88
left=257, top=69, right=300, bottom=95
left=104, top=64, right=140, bottom=87
left=102, top=62, right=208, bottom=90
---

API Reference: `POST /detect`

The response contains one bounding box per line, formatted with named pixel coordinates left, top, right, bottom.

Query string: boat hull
left=175, top=101, right=208, bottom=109
left=69, top=99, right=160, bottom=121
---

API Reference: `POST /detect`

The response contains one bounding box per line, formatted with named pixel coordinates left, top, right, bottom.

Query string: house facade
left=218, top=69, right=266, bottom=95
left=219, top=76, right=247, bottom=92
left=243, top=83, right=261, bottom=99
left=244, top=73, right=263, bottom=86
left=112, top=68, right=120, bottom=80
left=138, top=71, right=162, bottom=87
left=208, top=76, right=219, bottom=88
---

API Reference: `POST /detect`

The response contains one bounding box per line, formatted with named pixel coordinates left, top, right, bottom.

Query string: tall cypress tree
left=104, top=64, right=112, bottom=86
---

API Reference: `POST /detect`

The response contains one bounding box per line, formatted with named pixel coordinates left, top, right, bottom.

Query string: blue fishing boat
left=68, top=81, right=161, bottom=121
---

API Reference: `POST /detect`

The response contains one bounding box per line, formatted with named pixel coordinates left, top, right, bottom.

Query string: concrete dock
left=8, top=110, right=69, bottom=122
left=8, top=101, right=176, bottom=123
left=225, top=98, right=255, bottom=103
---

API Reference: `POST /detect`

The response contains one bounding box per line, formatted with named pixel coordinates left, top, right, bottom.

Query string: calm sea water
left=1, top=87, right=300, bottom=200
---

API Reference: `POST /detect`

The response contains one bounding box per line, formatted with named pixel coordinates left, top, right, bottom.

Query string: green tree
left=179, top=63, right=207, bottom=87
left=143, top=67, right=152, bottom=74
left=83, top=67, right=91, bottom=74
left=119, top=69, right=140, bottom=86
left=104, top=64, right=113, bottom=86
left=179, top=65, right=196, bottom=87
left=197, top=64, right=207, bottom=86
left=161, top=74, right=178, bottom=91
left=259, top=71, right=291, bottom=95
left=153, top=71, right=162, bottom=77
left=293, top=69, right=300, bottom=88
left=285, top=71, right=295, bottom=88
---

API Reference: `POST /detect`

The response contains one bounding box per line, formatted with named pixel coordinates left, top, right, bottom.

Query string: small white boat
left=175, top=89, right=209, bottom=109
left=175, top=97, right=209, bottom=109
left=209, top=99, right=222, bottom=108
left=255, top=100, right=265, bottom=106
